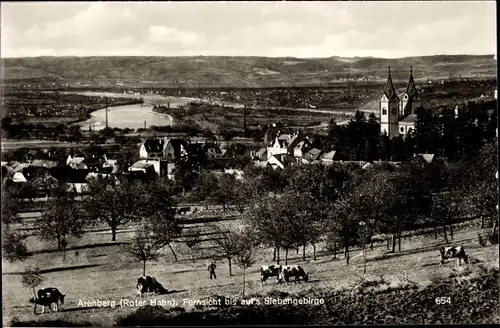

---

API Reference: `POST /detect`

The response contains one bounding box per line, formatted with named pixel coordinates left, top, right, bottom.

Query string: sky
left=1, top=1, right=496, bottom=59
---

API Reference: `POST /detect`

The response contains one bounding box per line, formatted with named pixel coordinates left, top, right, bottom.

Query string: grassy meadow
left=2, top=206, right=498, bottom=326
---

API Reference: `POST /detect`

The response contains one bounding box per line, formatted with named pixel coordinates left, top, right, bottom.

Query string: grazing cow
left=260, top=265, right=283, bottom=285
left=281, top=265, right=309, bottom=284
left=439, top=246, right=469, bottom=266
left=177, top=207, right=191, bottom=215
left=29, top=287, right=65, bottom=315
left=137, top=276, right=168, bottom=296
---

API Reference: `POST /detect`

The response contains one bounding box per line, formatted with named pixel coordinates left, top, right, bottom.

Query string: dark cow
left=439, top=246, right=469, bottom=266
left=177, top=207, right=191, bottom=215
left=260, top=265, right=283, bottom=285
left=137, top=276, right=168, bottom=296
left=29, top=287, right=65, bottom=315
left=281, top=265, right=309, bottom=284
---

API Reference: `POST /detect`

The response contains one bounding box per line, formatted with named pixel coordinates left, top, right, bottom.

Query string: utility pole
left=243, top=89, right=248, bottom=137
left=105, top=97, right=109, bottom=129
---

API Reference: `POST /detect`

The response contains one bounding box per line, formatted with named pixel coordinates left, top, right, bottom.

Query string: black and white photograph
left=1, top=1, right=498, bottom=326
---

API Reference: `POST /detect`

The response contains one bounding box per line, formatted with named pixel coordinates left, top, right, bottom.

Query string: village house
left=139, top=137, right=189, bottom=162
left=139, top=139, right=164, bottom=159
left=129, top=159, right=160, bottom=176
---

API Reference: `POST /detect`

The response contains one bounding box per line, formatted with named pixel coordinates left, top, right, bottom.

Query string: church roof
left=383, top=67, right=399, bottom=101
left=399, top=114, right=418, bottom=123
left=405, top=67, right=419, bottom=98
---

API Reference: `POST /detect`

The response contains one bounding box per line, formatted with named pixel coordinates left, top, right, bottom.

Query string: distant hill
left=1, top=55, right=496, bottom=88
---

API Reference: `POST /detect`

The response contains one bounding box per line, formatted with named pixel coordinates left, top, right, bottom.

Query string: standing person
left=208, top=261, right=217, bottom=280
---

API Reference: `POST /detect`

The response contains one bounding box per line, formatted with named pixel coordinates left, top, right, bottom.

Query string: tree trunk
left=223, top=203, right=226, bottom=212
left=228, top=258, right=232, bottom=276
left=370, top=240, right=374, bottom=251
left=57, top=235, right=61, bottom=251
left=277, top=247, right=280, bottom=264
left=481, top=216, right=484, bottom=229
left=205, top=200, right=209, bottom=210
left=242, top=268, right=246, bottom=296
left=313, top=244, right=316, bottom=261
left=345, top=245, right=350, bottom=265
left=33, top=288, right=37, bottom=314
left=450, top=223, right=454, bottom=240
left=434, top=225, right=438, bottom=239
left=143, top=260, right=146, bottom=276
left=397, top=232, right=401, bottom=253
left=167, top=243, right=178, bottom=261
left=111, top=226, right=117, bottom=242
left=443, top=224, right=449, bottom=244
left=362, top=247, right=367, bottom=274
left=285, top=248, right=289, bottom=265
left=296, top=244, right=299, bottom=255
left=302, top=242, right=306, bottom=261
left=386, top=237, right=390, bottom=250
left=273, top=247, right=276, bottom=261
left=391, top=233, right=396, bottom=252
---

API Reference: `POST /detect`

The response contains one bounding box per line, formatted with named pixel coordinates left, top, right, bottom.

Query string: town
left=1, top=1, right=498, bottom=327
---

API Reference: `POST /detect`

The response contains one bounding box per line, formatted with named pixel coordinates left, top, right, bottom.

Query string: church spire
left=405, top=66, right=418, bottom=98
left=383, top=66, right=398, bottom=100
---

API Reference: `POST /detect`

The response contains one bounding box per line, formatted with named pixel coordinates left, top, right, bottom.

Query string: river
left=65, top=91, right=243, bottom=131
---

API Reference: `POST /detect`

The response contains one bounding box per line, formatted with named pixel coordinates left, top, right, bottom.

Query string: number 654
left=435, top=297, right=451, bottom=304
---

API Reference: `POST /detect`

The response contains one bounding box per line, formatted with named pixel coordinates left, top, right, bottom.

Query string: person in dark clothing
left=208, top=262, right=217, bottom=280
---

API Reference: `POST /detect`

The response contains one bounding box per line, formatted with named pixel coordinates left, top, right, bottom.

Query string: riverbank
left=67, top=98, right=144, bottom=126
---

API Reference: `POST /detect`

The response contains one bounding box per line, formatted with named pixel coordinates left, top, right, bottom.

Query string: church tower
left=400, top=67, right=421, bottom=117
left=380, top=67, right=400, bottom=138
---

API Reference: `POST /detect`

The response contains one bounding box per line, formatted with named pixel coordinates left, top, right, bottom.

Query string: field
left=1, top=55, right=496, bottom=88
left=3, top=207, right=498, bottom=326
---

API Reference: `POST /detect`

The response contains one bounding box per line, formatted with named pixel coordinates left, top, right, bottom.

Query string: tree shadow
left=4, top=264, right=103, bottom=275
left=61, top=306, right=102, bottom=313
left=30, top=242, right=129, bottom=255
left=367, top=237, right=480, bottom=263
left=165, top=289, right=188, bottom=295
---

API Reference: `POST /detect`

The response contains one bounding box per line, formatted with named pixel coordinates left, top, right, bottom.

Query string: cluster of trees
left=320, top=104, right=496, bottom=162
left=3, top=136, right=496, bottom=279
left=187, top=137, right=497, bottom=272
left=2, top=176, right=183, bottom=265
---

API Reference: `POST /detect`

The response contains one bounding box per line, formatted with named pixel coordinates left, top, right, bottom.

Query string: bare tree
left=432, top=189, right=463, bottom=243
left=358, top=221, right=370, bottom=274
left=85, top=176, right=142, bottom=241
left=208, top=223, right=242, bottom=276
left=21, top=266, right=45, bottom=314
left=141, top=178, right=181, bottom=261
left=35, top=183, right=86, bottom=250
left=234, top=227, right=258, bottom=297
left=127, top=225, right=161, bottom=276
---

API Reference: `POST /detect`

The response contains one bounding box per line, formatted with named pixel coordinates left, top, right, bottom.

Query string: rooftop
left=399, top=114, right=418, bottom=123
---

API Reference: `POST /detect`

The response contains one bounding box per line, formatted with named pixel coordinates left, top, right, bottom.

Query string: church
left=379, top=67, right=422, bottom=138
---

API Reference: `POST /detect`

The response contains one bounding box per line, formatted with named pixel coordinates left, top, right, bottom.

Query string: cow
left=137, top=276, right=168, bottom=296
left=280, top=265, right=309, bottom=284
left=439, top=246, right=469, bottom=266
left=29, top=287, right=65, bottom=315
left=177, top=207, right=191, bottom=215
left=260, top=265, right=283, bottom=285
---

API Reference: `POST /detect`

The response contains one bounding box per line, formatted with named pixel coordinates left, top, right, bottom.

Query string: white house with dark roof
left=139, top=139, right=164, bottom=159
left=293, top=139, right=313, bottom=158
left=129, top=159, right=160, bottom=175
